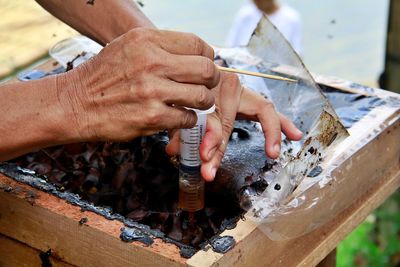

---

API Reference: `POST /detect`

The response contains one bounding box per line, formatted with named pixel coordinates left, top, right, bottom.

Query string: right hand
left=166, top=73, right=303, bottom=181
left=56, top=28, right=220, bottom=142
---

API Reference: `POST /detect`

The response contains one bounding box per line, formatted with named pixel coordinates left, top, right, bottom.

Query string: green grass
left=337, top=192, right=400, bottom=267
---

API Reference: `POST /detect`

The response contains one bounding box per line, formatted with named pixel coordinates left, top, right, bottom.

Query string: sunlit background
left=0, top=0, right=389, bottom=87
left=142, top=0, right=389, bottom=86
left=0, top=1, right=398, bottom=266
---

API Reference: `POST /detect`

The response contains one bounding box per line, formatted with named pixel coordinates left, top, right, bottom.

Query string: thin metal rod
left=217, top=66, right=297, bottom=83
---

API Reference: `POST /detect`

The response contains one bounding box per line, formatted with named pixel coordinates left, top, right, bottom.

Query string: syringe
left=178, top=105, right=215, bottom=212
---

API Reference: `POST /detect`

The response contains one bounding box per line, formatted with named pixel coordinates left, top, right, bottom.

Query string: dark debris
left=5, top=133, right=245, bottom=256
left=39, top=249, right=52, bottom=267
left=210, top=236, right=236, bottom=253
left=79, top=217, right=88, bottom=225
left=120, top=227, right=154, bottom=246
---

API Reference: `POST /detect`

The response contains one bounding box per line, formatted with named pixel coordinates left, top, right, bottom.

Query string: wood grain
left=1, top=59, right=400, bottom=266
left=0, top=175, right=186, bottom=267
left=188, top=107, right=400, bottom=267
left=0, top=234, right=73, bottom=267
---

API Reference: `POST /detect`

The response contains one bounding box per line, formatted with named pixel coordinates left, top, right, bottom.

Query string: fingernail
left=295, top=128, right=303, bottom=136
left=274, top=144, right=281, bottom=155
left=207, top=147, right=217, bottom=160
left=210, top=167, right=217, bottom=179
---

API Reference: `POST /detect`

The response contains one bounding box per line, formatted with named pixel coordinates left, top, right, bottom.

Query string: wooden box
left=0, top=62, right=399, bottom=266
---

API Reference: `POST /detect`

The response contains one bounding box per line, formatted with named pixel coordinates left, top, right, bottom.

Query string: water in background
left=141, top=0, right=389, bottom=86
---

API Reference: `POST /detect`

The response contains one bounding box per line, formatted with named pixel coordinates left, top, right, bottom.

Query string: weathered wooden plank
left=1, top=58, right=400, bottom=267
left=0, top=176, right=186, bottom=267
left=316, top=249, right=336, bottom=267
left=0, top=234, right=73, bottom=267
left=188, top=106, right=400, bottom=267
left=189, top=169, right=400, bottom=267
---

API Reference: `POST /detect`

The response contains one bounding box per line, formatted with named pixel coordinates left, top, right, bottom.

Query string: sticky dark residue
left=320, top=84, right=386, bottom=128
left=0, top=79, right=386, bottom=259
left=0, top=139, right=245, bottom=259
left=39, top=249, right=52, bottom=267
left=327, top=132, right=338, bottom=147
left=231, top=127, right=250, bottom=140
left=2, top=121, right=267, bottom=257
left=210, top=236, right=236, bottom=253
left=220, top=218, right=238, bottom=231
left=308, top=147, right=316, bottom=154
left=179, top=246, right=198, bottom=258
left=274, top=184, right=281, bottom=190
left=120, top=227, right=154, bottom=246
left=307, top=166, right=323, bottom=177
left=0, top=164, right=169, bottom=245
left=262, top=159, right=276, bottom=172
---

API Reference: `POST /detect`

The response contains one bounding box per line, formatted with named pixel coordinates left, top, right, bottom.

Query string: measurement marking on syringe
left=183, top=141, right=198, bottom=145
left=184, top=159, right=200, bottom=162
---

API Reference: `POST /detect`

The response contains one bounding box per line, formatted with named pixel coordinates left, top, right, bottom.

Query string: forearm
left=0, top=76, right=81, bottom=161
left=35, top=0, right=154, bottom=45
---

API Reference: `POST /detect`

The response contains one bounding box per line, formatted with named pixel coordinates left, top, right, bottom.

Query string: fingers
left=165, top=131, right=180, bottom=156
left=199, top=113, right=222, bottom=162
left=199, top=114, right=226, bottom=182
left=157, top=30, right=220, bottom=89
left=157, top=30, right=215, bottom=59
left=279, top=114, right=303, bottom=141
left=201, top=114, right=229, bottom=182
left=166, top=113, right=223, bottom=182
left=165, top=55, right=220, bottom=89
left=237, top=88, right=302, bottom=159
left=200, top=73, right=242, bottom=181
left=257, top=103, right=282, bottom=159
left=165, top=113, right=222, bottom=182
left=163, top=80, right=215, bottom=110
left=152, top=106, right=198, bottom=130
left=201, top=144, right=225, bottom=182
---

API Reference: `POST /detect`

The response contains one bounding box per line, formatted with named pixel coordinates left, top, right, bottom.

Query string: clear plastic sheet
left=215, top=16, right=350, bottom=240
left=45, top=22, right=383, bottom=242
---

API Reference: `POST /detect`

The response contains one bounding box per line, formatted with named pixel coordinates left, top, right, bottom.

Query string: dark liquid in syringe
left=178, top=167, right=204, bottom=212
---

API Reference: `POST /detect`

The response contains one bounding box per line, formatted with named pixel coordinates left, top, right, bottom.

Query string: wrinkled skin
left=1, top=1, right=302, bottom=182
left=57, top=28, right=221, bottom=142
left=0, top=28, right=224, bottom=161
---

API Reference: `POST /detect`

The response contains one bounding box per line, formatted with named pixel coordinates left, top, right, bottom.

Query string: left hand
left=166, top=73, right=303, bottom=181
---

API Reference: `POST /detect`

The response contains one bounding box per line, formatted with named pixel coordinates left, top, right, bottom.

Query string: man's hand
left=57, top=28, right=220, bottom=142
left=166, top=73, right=303, bottom=181
left=0, top=28, right=221, bottom=161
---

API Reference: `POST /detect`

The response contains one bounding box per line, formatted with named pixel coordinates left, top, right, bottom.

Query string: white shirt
left=226, top=3, right=302, bottom=55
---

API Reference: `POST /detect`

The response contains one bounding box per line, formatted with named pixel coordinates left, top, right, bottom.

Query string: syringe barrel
left=179, top=112, right=207, bottom=167
left=178, top=106, right=214, bottom=212
left=178, top=165, right=204, bottom=211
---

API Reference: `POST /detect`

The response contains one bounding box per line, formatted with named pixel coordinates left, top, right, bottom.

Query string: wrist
left=0, top=75, right=86, bottom=160
left=54, top=69, right=92, bottom=143
left=99, top=8, right=155, bottom=44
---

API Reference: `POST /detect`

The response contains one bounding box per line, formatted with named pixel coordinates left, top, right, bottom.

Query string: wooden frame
left=0, top=61, right=399, bottom=266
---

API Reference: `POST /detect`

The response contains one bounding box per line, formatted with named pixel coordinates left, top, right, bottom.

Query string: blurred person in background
left=226, top=0, right=302, bottom=55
